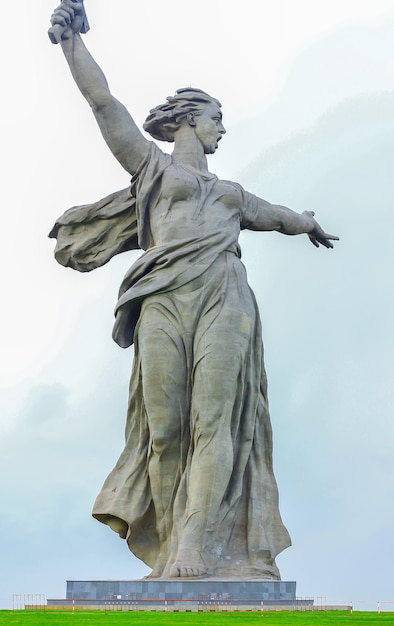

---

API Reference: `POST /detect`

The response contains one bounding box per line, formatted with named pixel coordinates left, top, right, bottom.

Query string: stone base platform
left=46, top=579, right=301, bottom=610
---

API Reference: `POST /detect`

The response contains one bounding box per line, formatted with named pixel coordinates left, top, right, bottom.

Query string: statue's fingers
left=51, top=13, right=68, bottom=27
left=68, top=0, right=85, bottom=14
left=316, top=235, right=335, bottom=249
left=63, top=5, right=76, bottom=20
left=52, top=8, right=73, bottom=24
left=308, top=234, right=320, bottom=248
left=55, top=1, right=76, bottom=17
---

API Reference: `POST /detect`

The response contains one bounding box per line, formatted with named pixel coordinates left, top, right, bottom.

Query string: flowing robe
left=50, top=142, right=291, bottom=578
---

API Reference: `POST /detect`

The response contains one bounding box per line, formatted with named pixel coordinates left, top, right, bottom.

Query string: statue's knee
left=194, top=415, right=224, bottom=444
left=151, top=429, right=178, bottom=455
left=191, top=398, right=236, bottom=451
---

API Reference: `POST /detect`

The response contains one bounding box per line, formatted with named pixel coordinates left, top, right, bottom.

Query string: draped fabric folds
left=49, top=142, right=291, bottom=579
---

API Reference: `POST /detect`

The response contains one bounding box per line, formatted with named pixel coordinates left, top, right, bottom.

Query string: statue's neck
left=171, top=128, right=209, bottom=172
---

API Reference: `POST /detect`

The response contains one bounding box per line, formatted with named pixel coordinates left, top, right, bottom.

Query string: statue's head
left=143, top=88, right=222, bottom=143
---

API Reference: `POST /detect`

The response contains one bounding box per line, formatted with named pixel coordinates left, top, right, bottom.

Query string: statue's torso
left=147, top=161, right=243, bottom=247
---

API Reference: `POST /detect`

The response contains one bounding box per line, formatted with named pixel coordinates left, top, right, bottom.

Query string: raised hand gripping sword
left=48, top=0, right=90, bottom=44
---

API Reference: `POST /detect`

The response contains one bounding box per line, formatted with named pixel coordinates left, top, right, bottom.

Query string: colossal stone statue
left=49, top=0, right=338, bottom=579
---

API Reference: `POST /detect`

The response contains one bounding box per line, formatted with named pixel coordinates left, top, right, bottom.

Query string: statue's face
left=191, top=103, right=226, bottom=154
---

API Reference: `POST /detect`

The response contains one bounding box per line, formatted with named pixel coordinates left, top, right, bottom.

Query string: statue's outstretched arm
left=50, top=1, right=150, bottom=175
left=244, top=195, right=339, bottom=249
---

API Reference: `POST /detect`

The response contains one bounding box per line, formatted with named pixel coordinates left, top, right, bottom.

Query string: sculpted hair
left=143, top=87, right=222, bottom=142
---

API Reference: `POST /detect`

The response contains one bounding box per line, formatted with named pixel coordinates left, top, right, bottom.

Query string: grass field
left=0, top=611, right=392, bottom=626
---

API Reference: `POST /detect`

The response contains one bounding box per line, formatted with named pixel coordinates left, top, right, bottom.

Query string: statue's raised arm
left=48, top=0, right=339, bottom=584
left=49, top=0, right=150, bottom=175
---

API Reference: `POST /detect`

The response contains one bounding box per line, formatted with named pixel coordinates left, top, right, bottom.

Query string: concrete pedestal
left=66, top=578, right=295, bottom=601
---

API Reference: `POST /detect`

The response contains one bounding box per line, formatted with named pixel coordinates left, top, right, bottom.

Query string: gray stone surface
left=49, top=2, right=338, bottom=581
left=65, top=579, right=296, bottom=602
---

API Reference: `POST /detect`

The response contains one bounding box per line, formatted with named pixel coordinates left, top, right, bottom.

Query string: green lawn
left=0, top=611, right=392, bottom=626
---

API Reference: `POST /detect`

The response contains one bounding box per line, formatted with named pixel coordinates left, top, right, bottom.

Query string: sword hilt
left=48, top=0, right=89, bottom=45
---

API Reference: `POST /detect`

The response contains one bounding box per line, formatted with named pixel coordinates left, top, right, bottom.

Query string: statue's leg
left=169, top=311, right=252, bottom=577
left=138, top=299, right=188, bottom=552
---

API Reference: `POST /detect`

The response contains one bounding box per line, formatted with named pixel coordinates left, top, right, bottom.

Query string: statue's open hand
left=50, top=0, right=85, bottom=40
left=303, top=211, right=339, bottom=249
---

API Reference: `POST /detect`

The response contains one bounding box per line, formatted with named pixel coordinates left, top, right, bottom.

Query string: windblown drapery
left=50, top=142, right=290, bottom=578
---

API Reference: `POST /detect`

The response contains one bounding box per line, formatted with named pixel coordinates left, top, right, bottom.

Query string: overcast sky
left=1, top=0, right=394, bottom=612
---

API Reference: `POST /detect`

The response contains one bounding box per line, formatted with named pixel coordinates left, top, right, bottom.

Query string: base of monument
left=46, top=579, right=301, bottom=610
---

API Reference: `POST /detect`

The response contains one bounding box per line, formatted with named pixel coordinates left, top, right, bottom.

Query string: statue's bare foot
left=169, top=549, right=207, bottom=578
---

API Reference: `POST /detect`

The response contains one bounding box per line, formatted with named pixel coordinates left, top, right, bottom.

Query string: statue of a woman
left=49, top=1, right=338, bottom=579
